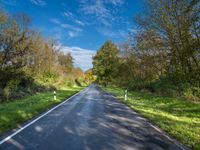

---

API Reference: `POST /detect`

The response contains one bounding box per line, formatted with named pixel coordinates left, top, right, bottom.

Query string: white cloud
left=61, top=24, right=83, bottom=38
left=80, top=0, right=110, bottom=26
left=68, top=31, right=81, bottom=38
left=96, top=27, right=127, bottom=38
left=79, top=0, right=125, bottom=27
left=74, top=19, right=85, bottom=26
left=60, top=46, right=96, bottom=71
left=1, top=0, right=18, bottom=6
left=50, top=18, right=60, bottom=24
left=80, top=1, right=109, bottom=16
left=105, top=0, right=125, bottom=5
left=53, top=27, right=62, bottom=40
left=128, top=28, right=139, bottom=34
left=63, top=11, right=86, bottom=26
left=68, top=31, right=76, bottom=38
left=63, top=11, right=74, bottom=18
left=30, top=0, right=46, bottom=6
left=61, top=23, right=83, bottom=32
left=50, top=18, right=83, bottom=38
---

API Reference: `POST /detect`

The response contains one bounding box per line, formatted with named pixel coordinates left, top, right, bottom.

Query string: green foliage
left=84, top=69, right=96, bottom=84
left=105, top=86, right=200, bottom=150
left=183, top=86, right=200, bottom=102
left=3, top=87, right=10, bottom=101
left=148, top=78, right=180, bottom=96
left=75, top=79, right=82, bottom=86
left=2, top=79, right=21, bottom=101
left=93, top=41, right=120, bottom=86
left=39, top=72, right=58, bottom=84
left=65, top=79, right=75, bottom=87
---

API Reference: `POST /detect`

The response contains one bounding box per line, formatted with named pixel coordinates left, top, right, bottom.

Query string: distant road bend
left=0, top=84, right=186, bottom=150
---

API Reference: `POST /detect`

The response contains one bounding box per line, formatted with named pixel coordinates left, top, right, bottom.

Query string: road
left=0, top=84, right=185, bottom=150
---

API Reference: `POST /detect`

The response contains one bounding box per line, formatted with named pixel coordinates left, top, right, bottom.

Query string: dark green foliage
left=93, top=41, right=120, bottom=86
left=75, top=79, right=82, bottom=86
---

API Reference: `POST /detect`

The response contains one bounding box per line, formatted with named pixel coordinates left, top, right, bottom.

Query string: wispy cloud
left=50, top=18, right=83, bottom=38
left=105, top=0, right=125, bottom=5
left=67, top=31, right=81, bottom=38
left=74, top=19, right=85, bottom=26
left=52, top=27, right=63, bottom=40
left=60, top=46, right=96, bottom=71
left=30, top=0, right=46, bottom=6
left=79, top=0, right=110, bottom=26
left=63, top=11, right=74, bottom=18
left=79, top=0, right=125, bottom=27
left=50, top=18, right=60, bottom=24
left=80, top=1, right=109, bottom=16
left=61, top=0, right=127, bottom=39
left=97, top=27, right=127, bottom=38
left=61, top=23, right=82, bottom=32
left=128, top=28, right=139, bottom=34
left=1, top=0, right=18, bottom=6
left=63, top=11, right=85, bottom=26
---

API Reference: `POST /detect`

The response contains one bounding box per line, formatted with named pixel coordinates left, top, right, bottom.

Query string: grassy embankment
left=104, top=86, right=200, bottom=150
left=0, top=86, right=84, bottom=135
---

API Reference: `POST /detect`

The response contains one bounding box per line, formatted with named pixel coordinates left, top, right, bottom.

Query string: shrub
left=149, top=78, right=180, bottom=96
left=3, top=86, right=10, bottom=101
left=3, top=79, right=20, bottom=101
left=19, top=76, right=34, bottom=87
left=66, top=79, right=75, bottom=87
left=184, top=86, right=200, bottom=101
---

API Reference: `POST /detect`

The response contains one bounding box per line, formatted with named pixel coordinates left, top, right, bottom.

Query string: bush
left=42, top=72, right=58, bottom=83
left=127, top=77, right=182, bottom=97
left=0, top=88, right=3, bottom=99
left=66, top=79, right=75, bottom=87
left=3, top=79, right=20, bottom=101
left=149, top=78, right=180, bottom=96
left=128, top=77, right=200, bottom=102
left=74, top=79, right=81, bottom=86
left=184, top=86, right=200, bottom=101
left=3, top=86, right=10, bottom=101
left=19, top=76, right=34, bottom=87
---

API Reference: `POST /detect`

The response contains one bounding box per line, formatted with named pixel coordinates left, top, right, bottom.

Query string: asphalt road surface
left=0, top=84, right=186, bottom=150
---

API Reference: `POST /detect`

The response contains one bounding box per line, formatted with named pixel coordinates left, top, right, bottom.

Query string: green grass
left=0, top=86, right=84, bottom=135
left=104, top=86, right=200, bottom=150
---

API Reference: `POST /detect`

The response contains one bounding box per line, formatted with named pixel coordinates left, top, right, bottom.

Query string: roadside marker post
left=125, top=89, right=127, bottom=101
left=54, top=91, right=57, bottom=100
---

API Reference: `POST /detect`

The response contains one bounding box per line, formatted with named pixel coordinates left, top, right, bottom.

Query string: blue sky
left=1, top=0, right=145, bottom=71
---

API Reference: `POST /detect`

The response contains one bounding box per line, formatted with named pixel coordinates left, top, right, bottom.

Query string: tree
left=93, top=41, right=120, bottom=86
left=57, top=52, right=73, bottom=74
left=0, top=10, right=78, bottom=101
left=134, top=0, right=200, bottom=84
left=0, top=12, right=35, bottom=87
left=84, top=69, right=96, bottom=84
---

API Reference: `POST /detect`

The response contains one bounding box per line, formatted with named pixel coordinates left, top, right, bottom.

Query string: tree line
left=0, top=10, right=86, bottom=101
left=93, top=0, right=200, bottom=100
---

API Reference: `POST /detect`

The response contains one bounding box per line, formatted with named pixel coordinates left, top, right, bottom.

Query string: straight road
left=0, top=84, right=186, bottom=150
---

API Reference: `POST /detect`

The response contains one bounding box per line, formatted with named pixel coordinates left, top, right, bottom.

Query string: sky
left=1, top=0, right=145, bottom=71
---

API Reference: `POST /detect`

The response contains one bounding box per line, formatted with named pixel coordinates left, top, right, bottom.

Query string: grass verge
left=104, top=86, right=200, bottom=150
left=0, top=86, right=84, bottom=135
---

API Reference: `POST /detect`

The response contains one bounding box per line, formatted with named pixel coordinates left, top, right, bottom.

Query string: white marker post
left=54, top=91, right=57, bottom=100
left=125, top=89, right=127, bottom=101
